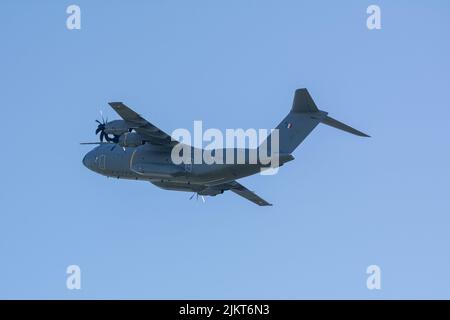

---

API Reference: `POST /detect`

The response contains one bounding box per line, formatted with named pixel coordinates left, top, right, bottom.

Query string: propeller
left=95, top=119, right=106, bottom=142
left=95, top=112, right=115, bottom=142
left=189, top=193, right=206, bottom=203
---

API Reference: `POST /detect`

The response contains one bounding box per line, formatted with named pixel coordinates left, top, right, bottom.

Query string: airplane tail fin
left=266, top=89, right=369, bottom=155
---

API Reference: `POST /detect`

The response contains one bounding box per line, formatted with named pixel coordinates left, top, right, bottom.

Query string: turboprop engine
left=118, top=132, right=144, bottom=147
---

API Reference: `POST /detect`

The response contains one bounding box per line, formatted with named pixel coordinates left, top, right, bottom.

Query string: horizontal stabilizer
left=321, top=116, right=370, bottom=137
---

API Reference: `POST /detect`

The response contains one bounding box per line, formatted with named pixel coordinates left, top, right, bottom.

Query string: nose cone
left=82, top=151, right=94, bottom=170
left=82, top=153, right=89, bottom=168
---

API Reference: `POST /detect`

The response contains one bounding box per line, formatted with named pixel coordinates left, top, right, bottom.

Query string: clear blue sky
left=1, top=0, right=449, bottom=299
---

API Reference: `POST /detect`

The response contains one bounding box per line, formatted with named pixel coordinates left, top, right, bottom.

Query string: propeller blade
left=201, top=196, right=206, bottom=203
left=189, top=193, right=195, bottom=200
left=100, top=132, right=105, bottom=142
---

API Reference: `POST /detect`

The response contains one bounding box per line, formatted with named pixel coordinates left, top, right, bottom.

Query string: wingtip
left=108, top=102, right=123, bottom=106
left=358, top=132, right=371, bottom=138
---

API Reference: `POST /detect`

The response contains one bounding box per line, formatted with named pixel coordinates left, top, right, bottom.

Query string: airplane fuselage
left=82, top=143, right=292, bottom=195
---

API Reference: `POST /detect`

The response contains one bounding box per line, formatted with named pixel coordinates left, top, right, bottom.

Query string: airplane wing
left=219, top=181, right=272, bottom=206
left=108, top=102, right=177, bottom=146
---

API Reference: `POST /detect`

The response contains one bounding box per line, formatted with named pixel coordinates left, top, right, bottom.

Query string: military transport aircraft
left=82, top=89, right=369, bottom=206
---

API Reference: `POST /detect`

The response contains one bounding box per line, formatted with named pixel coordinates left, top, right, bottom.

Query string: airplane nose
left=82, top=154, right=88, bottom=168
left=82, top=153, right=92, bottom=169
left=82, top=148, right=100, bottom=171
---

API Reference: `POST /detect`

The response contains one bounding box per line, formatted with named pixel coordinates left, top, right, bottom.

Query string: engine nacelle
left=104, top=120, right=131, bottom=136
left=198, top=188, right=224, bottom=196
left=118, top=132, right=143, bottom=147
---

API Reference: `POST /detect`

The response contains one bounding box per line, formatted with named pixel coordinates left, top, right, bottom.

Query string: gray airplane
left=82, top=89, right=369, bottom=206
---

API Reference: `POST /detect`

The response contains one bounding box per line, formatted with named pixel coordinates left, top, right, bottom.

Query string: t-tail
left=264, top=88, right=370, bottom=155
